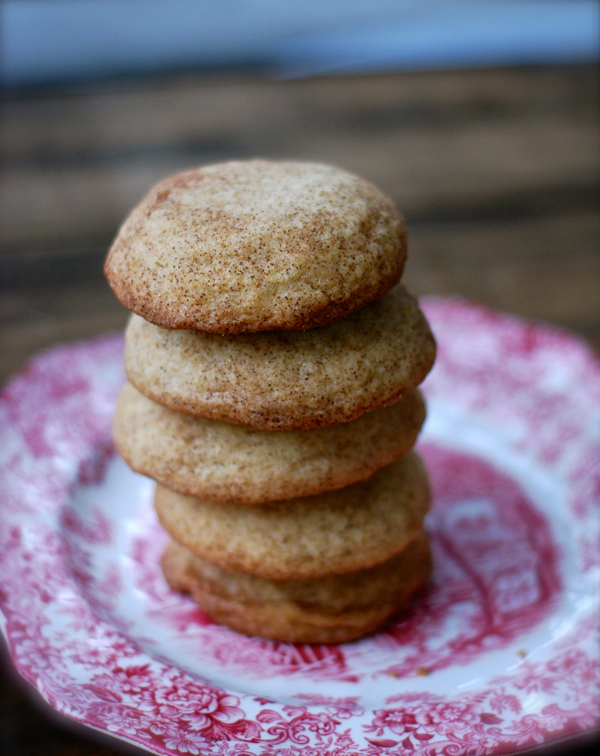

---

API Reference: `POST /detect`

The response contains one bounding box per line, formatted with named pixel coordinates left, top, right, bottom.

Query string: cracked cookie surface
left=105, top=160, right=406, bottom=333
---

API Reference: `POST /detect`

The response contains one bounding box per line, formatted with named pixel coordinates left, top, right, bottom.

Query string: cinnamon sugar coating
left=162, top=534, right=431, bottom=644
left=153, top=451, right=431, bottom=580
left=105, top=160, right=406, bottom=333
left=114, top=383, right=425, bottom=503
left=125, top=285, right=436, bottom=431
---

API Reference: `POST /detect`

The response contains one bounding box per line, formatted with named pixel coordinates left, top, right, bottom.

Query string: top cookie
left=104, top=160, right=406, bottom=333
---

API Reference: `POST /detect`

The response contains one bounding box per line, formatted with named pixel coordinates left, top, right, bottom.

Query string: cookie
left=153, top=451, right=431, bottom=580
left=115, top=383, right=425, bottom=503
left=162, top=533, right=431, bottom=644
left=104, top=160, right=406, bottom=333
left=125, top=285, right=436, bottom=431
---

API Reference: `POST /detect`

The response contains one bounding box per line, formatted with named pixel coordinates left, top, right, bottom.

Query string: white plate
left=1, top=298, right=598, bottom=755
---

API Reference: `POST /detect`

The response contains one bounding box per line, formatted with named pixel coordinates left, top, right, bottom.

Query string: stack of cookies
left=105, top=161, right=436, bottom=644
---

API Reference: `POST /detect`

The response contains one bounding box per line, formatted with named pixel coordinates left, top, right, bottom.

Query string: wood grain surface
left=1, top=64, right=599, bottom=755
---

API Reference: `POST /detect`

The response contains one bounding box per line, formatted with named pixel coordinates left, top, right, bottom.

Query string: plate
left=1, top=298, right=598, bottom=756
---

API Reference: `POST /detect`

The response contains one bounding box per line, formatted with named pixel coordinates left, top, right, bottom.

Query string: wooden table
left=1, top=64, right=599, bottom=755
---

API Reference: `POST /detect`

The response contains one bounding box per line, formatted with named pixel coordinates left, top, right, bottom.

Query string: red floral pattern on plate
left=0, top=299, right=598, bottom=755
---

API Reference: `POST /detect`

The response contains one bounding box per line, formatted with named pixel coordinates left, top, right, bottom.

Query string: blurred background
left=1, top=1, right=599, bottom=754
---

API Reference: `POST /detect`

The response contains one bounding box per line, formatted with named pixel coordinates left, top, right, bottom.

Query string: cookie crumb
left=416, top=667, right=430, bottom=676
left=516, top=649, right=527, bottom=659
